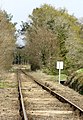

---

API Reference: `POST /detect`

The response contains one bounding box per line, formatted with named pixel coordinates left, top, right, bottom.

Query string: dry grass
left=0, top=71, right=20, bottom=120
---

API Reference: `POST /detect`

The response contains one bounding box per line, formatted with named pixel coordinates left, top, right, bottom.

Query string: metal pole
left=59, top=68, right=61, bottom=84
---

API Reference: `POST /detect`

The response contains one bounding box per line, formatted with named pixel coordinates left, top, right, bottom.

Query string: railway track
left=17, top=69, right=83, bottom=120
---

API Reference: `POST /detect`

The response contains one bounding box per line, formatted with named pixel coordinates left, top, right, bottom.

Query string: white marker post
left=57, top=61, right=63, bottom=84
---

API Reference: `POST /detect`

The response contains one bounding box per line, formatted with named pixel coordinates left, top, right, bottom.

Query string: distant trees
left=0, top=10, right=16, bottom=70
left=13, top=46, right=28, bottom=65
left=21, top=4, right=83, bottom=74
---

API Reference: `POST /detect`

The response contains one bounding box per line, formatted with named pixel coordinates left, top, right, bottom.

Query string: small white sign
left=57, top=61, right=63, bottom=69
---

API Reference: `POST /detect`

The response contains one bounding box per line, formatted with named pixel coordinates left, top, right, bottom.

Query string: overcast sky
left=0, top=0, right=83, bottom=29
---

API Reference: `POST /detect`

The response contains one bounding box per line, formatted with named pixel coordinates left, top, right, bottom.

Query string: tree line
left=0, top=10, right=16, bottom=70
left=21, top=4, right=83, bottom=75
left=0, top=4, right=83, bottom=75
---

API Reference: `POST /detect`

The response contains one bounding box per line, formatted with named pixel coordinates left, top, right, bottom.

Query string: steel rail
left=35, top=79, right=83, bottom=113
left=17, top=70, right=28, bottom=120
left=21, top=70, right=83, bottom=115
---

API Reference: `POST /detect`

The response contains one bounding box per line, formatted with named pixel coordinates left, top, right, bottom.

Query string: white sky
left=0, top=0, right=83, bottom=29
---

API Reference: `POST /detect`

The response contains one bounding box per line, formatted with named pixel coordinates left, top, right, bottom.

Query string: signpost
left=57, top=61, right=63, bottom=84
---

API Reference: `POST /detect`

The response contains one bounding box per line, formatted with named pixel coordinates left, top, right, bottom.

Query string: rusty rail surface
left=21, top=69, right=83, bottom=115
left=17, top=70, right=28, bottom=120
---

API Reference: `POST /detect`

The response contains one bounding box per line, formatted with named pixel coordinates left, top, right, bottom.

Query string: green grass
left=0, top=82, right=17, bottom=89
left=76, top=68, right=83, bottom=73
left=55, top=74, right=67, bottom=81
